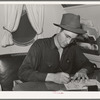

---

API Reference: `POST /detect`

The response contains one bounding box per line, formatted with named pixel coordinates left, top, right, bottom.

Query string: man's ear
left=60, top=28, right=64, bottom=32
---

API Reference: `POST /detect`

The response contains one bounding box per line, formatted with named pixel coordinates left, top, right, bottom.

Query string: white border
left=0, top=1, right=100, bottom=99
left=0, top=91, right=100, bottom=99
left=0, top=1, right=100, bottom=4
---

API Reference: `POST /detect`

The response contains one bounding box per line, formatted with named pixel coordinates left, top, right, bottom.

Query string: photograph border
left=0, top=1, right=100, bottom=99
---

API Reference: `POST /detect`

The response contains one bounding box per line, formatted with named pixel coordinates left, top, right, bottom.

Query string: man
left=18, top=13, right=95, bottom=84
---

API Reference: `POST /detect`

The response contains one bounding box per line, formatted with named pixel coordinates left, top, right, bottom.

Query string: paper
left=64, top=79, right=100, bottom=90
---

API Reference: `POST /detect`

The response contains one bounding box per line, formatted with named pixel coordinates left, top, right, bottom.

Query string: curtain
left=26, top=4, right=44, bottom=39
left=1, top=4, right=44, bottom=47
left=1, top=4, right=23, bottom=47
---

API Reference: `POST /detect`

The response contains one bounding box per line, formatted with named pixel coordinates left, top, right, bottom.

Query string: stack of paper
left=64, top=79, right=100, bottom=90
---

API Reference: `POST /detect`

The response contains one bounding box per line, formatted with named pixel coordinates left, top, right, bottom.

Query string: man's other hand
left=72, top=68, right=89, bottom=82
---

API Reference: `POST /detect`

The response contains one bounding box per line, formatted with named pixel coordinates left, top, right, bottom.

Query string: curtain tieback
left=37, top=28, right=43, bottom=34
left=3, top=26, right=11, bottom=33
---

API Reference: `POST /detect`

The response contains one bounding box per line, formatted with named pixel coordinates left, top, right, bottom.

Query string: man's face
left=57, top=30, right=78, bottom=48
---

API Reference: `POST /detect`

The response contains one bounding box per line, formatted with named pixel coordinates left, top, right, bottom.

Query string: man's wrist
left=45, top=73, right=55, bottom=82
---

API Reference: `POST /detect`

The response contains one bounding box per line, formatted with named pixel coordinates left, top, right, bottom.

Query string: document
left=64, top=79, right=100, bottom=90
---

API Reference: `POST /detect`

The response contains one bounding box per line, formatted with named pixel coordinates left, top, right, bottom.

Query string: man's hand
left=72, top=68, right=89, bottom=82
left=53, top=72, right=71, bottom=84
left=46, top=72, right=70, bottom=84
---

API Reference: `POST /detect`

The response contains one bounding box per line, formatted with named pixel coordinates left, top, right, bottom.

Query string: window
left=12, top=11, right=36, bottom=46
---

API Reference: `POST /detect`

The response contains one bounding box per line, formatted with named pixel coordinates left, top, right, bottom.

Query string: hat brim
left=54, top=23, right=87, bottom=35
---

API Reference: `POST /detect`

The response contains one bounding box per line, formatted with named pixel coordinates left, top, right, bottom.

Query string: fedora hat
left=54, top=13, right=87, bottom=34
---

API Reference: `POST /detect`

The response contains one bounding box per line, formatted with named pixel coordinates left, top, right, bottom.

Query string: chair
left=0, top=54, right=26, bottom=91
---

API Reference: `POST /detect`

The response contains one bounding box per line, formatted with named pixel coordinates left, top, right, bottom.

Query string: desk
left=13, top=69, right=100, bottom=91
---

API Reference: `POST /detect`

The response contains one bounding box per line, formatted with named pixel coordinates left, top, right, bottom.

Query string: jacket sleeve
left=18, top=40, right=47, bottom=82
left=74, top=45, right=95, bottom=74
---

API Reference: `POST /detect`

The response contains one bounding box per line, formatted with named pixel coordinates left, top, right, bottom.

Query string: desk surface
left=13, top=81, right=67, bottom=91
left=13, top=69, right=100, bottom=91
